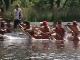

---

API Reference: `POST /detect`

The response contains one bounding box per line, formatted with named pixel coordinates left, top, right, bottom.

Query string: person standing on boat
left=13, top=4, right=22, bottom=30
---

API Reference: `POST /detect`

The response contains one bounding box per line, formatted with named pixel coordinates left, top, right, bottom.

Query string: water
left=0, top=32, right=80, bottom=60
left=0, top=22, right=80, bottom=60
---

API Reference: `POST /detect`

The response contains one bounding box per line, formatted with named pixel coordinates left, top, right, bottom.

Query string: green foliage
left=3, top=0, right=80, bottom=22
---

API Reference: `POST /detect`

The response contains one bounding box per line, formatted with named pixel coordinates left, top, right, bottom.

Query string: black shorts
left=14, top=19, right=21, bottom=29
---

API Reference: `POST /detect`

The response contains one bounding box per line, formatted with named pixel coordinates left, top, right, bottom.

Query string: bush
left=3, top=0, right=80, bottom=22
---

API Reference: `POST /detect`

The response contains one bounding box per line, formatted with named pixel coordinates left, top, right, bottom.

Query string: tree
left=49, top=0, right=54, bottom=10
left=4, top=0, right=9, bottom=10
left=11, top=0, right=15, bottom=4
left=56, top=0, right=61, bottom=8
left=62, top=0, right=69, bottom=8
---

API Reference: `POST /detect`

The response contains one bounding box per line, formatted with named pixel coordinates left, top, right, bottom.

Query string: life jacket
left=72, top=26, right=78, bottom=32
left=68, top=25, right=79, bottom=36
left=55, top=27, right=65, bottom=37
left=25, top=26, right=35, bottom=37
left=41, top=26, right=50, bottom=33
left=28, top=30, right=34, bottom=37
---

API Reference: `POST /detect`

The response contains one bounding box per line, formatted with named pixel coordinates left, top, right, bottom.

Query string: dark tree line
left=1, top=0, right=79, bottom=10
left=4, top=0, right=9, bottom=10
left=0, top=0, right=15, bottom=10
left=1, top=0, right=80, bottom=10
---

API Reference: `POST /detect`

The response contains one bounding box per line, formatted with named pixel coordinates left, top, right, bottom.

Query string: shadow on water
left=0, top=32, right=80, bottom=60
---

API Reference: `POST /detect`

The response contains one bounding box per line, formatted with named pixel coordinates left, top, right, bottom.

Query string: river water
left=0, top=22, right=80, bottom=60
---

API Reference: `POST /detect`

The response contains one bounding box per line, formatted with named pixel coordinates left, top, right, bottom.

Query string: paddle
left=18, top=24, right=35, bottom=43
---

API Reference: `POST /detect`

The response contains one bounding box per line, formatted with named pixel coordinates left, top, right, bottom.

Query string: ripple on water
left=0, top=32, right=80, bottom=60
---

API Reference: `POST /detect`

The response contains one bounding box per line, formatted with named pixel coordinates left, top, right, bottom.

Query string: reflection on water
left=0, top=32, right=80, bottom=60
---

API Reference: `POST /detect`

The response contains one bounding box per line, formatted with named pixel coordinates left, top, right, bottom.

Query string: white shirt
left=14, top=8, right=22, bottom=20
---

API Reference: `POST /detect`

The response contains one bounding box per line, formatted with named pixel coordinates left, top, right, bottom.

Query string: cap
left=42, top=21, right=48, bottom=25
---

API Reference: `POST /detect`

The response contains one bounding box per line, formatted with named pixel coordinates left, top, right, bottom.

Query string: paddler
left=0, top=21, right=6, bottom=34
left=53, top=21, right=65, bottom=49
left=67, top=21, right=80, bottom=36
left=72, top=21, right=80, bottom=36
left=67, top=21, right=80, bottom=48
left=23, top=21, right=35, bottom=37
left=39, top=21, right=51, bottom=39
left=54, top=21, right=65, bottom=40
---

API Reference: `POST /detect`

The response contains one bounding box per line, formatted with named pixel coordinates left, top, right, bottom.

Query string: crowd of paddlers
left=18, top=20, right=80, bottom=49
left=0, top=18, right=80, bottom=48
left=19, top=20, right=80, bottom=39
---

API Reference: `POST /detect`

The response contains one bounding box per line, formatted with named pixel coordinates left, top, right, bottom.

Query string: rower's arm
left=25, top=27, right=33, bottom=32
left=77, top=26, right=80, bottom=32
left=66, top=26, right=73, bottom=33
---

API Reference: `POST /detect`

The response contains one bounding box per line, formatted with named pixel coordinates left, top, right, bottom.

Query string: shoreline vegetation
left=1, top=0, right=80, bottom=22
